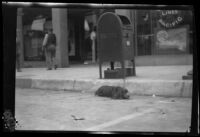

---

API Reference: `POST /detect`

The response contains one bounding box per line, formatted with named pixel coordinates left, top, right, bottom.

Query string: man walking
left=42, top=29, right=57, bottom=70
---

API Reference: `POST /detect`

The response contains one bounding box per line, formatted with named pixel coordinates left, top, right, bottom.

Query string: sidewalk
left=16, top=64, right=193, bottom=97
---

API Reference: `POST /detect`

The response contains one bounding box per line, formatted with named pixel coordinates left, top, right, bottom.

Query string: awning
left=31, top=18, right=46, bottom=31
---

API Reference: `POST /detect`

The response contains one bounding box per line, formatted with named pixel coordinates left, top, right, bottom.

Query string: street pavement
left=15, top=65, right=193, bottom=97
left=15, top=88, right=192, bottom=132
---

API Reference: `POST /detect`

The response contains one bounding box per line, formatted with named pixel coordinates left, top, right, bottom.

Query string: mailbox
left=97, top=12, right=136, bottom=79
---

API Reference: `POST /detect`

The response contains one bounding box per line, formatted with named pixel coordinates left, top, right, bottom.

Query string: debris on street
left=71, top=115, right=85, bottom=121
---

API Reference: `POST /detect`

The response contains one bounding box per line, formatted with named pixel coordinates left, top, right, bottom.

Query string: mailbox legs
left=131, top=59, right=136, bottom=76
left=121, top=61, right=125, bottom=79
left=110, top=61, right=114, bottom=70
left=99, top=63, right=102, bottom=79
left=99, top=60, right=136, bottom=79
left=92, top=39, right=96, bottom=63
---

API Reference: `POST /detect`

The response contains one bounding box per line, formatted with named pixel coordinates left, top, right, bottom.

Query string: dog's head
left=113, top=87, right=130, bottom=99
left=122, top=89, right=130, bottom=99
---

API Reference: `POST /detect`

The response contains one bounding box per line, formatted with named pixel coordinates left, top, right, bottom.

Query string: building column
left=133, top=10, right=138, bottom=56
left=17, top=8, right=24, bottom=67
left=52, top=8, right=69, bottom=67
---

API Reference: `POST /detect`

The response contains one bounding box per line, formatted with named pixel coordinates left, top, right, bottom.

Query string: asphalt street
left=15, top=88, right=192, bottom=132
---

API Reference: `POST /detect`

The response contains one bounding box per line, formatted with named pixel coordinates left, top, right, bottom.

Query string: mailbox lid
left=98, top=12, right=122, bottom=33
left=97, top=12, right=123, bottom=61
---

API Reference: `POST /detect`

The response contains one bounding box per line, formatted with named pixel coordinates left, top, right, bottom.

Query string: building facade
left=17, top=8, right=193, bottom=67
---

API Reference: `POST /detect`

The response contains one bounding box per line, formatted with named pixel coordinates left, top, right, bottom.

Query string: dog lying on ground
left=95, top=86, right=130, bottom=99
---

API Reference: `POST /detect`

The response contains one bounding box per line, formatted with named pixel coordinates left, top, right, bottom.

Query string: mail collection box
left=97, top=12, right=136, bottom=79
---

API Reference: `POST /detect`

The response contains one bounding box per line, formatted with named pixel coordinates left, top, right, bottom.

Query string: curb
left=16, top=78, right=192, bottom=98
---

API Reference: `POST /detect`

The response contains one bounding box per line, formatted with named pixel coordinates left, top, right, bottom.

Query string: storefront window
left=136, top=10, right=193, bottom=56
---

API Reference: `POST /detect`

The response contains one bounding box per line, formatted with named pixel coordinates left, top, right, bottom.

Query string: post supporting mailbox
left=97, top=12, right=136, bottom=79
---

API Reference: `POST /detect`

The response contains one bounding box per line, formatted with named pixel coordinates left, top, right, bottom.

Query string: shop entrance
left=68, top=9, right=100, bottom=64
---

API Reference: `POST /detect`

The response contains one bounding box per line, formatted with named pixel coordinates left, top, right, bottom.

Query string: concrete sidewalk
left=15, top=65, right=193, bottom=97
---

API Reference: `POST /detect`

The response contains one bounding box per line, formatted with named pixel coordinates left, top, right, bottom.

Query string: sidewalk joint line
left=85, top=108, right=154, bottom=131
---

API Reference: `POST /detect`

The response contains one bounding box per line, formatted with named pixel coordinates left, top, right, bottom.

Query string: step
left=16, top=78, right=192, bottom=98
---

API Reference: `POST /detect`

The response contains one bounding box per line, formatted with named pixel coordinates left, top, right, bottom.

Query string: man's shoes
left=47, top=68, right=52, bottom=70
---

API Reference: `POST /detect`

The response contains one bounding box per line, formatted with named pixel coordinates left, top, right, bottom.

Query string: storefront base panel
left=135, top=54, right=192, bottom=66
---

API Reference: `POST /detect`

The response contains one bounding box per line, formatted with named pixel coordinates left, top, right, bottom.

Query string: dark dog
left=95, top=86, right=130, bottom=99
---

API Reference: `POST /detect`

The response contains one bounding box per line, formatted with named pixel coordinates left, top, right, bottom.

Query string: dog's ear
left=119, top=88, right=127, bottom=99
